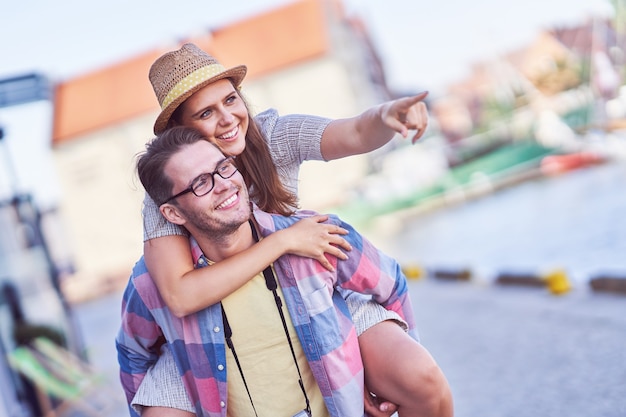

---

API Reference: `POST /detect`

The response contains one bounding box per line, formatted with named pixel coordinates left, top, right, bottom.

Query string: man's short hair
left=137, top=126, right=212, bottom=206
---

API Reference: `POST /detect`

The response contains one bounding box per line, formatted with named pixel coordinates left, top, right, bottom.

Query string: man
left=116, top=127, right=444, bottom=417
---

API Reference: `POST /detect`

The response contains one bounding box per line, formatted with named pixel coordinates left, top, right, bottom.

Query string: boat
left=540, top=151, right=606, bottom=175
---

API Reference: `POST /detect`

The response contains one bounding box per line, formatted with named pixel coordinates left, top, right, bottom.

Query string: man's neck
left=193, top=220, right=255, bottom=263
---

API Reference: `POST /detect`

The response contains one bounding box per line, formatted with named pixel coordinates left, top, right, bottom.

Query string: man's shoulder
left=130, top=256, right=149, bottom=279
left=256, top=207, right=347, bottom=226
left=124, top=256, right=169, bottom=311
left=294, top=209, right=345, bottom=226
left=126, top=256, right=157, bottom=295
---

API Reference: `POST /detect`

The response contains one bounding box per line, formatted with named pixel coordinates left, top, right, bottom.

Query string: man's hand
left=364, top=390, right=398, bottom=417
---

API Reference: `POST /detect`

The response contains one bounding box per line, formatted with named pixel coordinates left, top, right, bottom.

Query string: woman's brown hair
left=238, top=108, right=299, bottom=215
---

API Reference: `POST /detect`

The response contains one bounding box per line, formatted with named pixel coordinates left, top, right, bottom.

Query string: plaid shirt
left=116, top=207, right=417, bottom=417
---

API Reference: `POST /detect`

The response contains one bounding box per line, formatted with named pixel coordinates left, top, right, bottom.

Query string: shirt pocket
left=301, top=285, right=343, bottom=349
left=301, top=282, right=333, bottom=316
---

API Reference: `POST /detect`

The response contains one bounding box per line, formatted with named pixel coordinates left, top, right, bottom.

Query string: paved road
left=410, top=279, right=626, bottom=417
left=74, top=278, right=626, bottom=417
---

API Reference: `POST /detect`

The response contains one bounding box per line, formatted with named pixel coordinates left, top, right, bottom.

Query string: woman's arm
left=320, top=92, right=429, bottom=160
left=142, top=407, right=194, bottom=417
left=145, top=215, right=351, bottom=318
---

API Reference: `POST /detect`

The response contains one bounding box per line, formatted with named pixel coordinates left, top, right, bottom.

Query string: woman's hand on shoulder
left=278, top=215, right=352, bottom=271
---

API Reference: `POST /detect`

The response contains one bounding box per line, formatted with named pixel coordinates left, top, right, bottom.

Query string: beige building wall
left=52, top=115, right=154, bottom=296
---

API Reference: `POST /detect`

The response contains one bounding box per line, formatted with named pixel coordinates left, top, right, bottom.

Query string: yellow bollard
left=542, top=269, right=572, bottom=295
left=402, top=264, right=424, bottom=280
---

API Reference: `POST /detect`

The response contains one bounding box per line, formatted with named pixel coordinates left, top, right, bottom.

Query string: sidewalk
left=72, top=290, right=128, bottom=416
left=410, top=278, right=626, bottom=417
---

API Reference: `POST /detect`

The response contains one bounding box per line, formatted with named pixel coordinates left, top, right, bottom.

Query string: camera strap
left=219, top=219, right=312, bottom=416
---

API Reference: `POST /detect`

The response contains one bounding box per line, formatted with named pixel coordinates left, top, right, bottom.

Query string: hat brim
left=153, top=65, right=247, bottom=134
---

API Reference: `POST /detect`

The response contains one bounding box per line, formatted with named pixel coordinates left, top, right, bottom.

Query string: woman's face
left=176, top=79, right=249, bottom=156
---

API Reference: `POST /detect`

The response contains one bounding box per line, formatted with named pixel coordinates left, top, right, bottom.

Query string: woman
left=134, top=43, right=451, bottom=417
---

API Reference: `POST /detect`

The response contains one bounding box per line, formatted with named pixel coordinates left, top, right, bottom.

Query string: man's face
left=177, top=79, right=249, bottom=157
left=162, top=140, right=250, bottom=238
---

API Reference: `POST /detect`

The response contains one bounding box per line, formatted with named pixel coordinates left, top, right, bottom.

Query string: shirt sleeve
left=130, top=345, right=195, bottom=414
left=142, top=192, right=188, bottom=242
left=256, top=208, right=418, bottom=338
left=329, top=215, right=418, bottom=337
left=116, top=261, right=166, bottom=412
left=254, top=108, right=332, bottom=193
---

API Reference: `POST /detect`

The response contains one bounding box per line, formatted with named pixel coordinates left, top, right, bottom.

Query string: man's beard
left=179, top=199, right=251, bottom=243
left=194, top=215, right=245, bottom=242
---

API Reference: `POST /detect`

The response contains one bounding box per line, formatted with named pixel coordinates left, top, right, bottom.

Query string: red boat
left=540, top=151, right=606, bottom=175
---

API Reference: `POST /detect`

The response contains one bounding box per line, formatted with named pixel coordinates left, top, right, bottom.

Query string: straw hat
left=149, top=43, right=247, bottom=134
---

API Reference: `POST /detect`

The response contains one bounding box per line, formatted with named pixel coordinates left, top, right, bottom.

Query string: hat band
left=161, top=63, right=227, bottom=110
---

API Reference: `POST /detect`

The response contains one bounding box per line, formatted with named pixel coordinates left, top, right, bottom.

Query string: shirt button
left=213, top=326, right=220, bottom=333
left=220, top=401, right=226, bottom=408
left=218, top=364, right=224, bottom=371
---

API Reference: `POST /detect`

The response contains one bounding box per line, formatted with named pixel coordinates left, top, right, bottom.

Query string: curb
left=431, top=269, right=472, bottom=282
left=494, top=272, right=546, bottom=287
left=404, top=265, right=626, bottom=296
left=589, top=275, right=626, bottom=295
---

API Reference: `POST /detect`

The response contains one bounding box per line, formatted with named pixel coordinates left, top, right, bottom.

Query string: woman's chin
left=223, top=139, right=246, bottom=157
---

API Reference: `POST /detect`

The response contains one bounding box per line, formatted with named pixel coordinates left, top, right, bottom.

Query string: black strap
left=220, top=219, right=311, bottom=416
left=221, top=308, right=259, bottom=417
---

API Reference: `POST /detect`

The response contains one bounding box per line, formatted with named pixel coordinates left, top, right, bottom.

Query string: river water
left=371, top=161, right=626, bottom=286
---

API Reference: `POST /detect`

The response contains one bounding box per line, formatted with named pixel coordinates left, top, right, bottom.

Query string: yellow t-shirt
left=221, top=269, right=329, bottom=417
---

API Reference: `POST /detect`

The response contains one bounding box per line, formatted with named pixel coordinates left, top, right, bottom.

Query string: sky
left=0, top=0, right=613, bottom=95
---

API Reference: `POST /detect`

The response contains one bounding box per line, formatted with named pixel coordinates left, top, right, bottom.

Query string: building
left=432, top=17, right=623, bottom=148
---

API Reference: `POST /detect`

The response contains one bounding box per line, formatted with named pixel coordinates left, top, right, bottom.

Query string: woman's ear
left=160, top=204, right=186, bottom=226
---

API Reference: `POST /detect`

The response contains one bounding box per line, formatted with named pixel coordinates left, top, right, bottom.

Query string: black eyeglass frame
left=160, top=156, right=238, bottom=205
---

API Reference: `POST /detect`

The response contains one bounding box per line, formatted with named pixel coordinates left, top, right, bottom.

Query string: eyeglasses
left=161, top=156, right=238, bottom=205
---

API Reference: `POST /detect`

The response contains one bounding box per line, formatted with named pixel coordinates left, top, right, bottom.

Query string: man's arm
left=260, top=209, right=416, bottom=333
left=330, top=216, right=417, bottom=335
left=116, top=264, right=166, bottom=415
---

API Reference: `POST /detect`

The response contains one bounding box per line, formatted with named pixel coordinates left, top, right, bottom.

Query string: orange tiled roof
left=52, top=50, right=160, bottom=143
left=209, top=0, right=330, bottom=78
left=52, top=0, right=332, bottom=144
